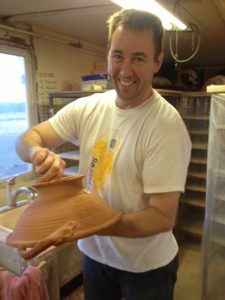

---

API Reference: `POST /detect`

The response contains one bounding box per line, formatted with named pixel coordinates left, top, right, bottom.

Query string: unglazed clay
left=6, top=175, right=122, bottom=260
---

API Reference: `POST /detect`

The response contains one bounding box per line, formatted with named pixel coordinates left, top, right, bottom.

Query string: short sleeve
left=143, top=124, right=191, bottom=194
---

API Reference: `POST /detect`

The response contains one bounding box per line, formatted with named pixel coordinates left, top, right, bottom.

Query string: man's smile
left=118, top=78, right=137, bottom=87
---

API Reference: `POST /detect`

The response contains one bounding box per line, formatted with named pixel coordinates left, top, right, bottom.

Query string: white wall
left=33, top=26, right=107, bottom=104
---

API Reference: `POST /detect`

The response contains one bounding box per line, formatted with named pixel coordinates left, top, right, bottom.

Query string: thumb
left=31, top=148, right=48, bottom=166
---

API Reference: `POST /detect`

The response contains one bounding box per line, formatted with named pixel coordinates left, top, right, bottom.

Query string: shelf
left=211, top=236, right=225, bottom=248
left=213, top=211, right=225, bottom=225
left=207, top=218, right=225, bottom=247
left=60, top=150, right=80, bottom=160
left=192, top=142, right=208, bottom=150
left=186, top=184, right=206, bottom=193
left=183, top=115, right=209, bottom=120
left=215, top=194, right=225, bottom=202
left=213, top=168, right=225, bottom=177
left=64, top=166, right=79, bottom=176
left=49, top=90, right=104, bottom=99
left=182, top=197, right=205, bottom=208
left=190, top=158, right=207, bottom=165
left=189, top=129, right=208, bottom=135
left=180, top=216, right=203, bottom=238
left=188, top=171, right=207, bottom=179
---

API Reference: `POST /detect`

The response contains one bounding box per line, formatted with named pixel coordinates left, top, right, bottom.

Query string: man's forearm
left=110, top=206, right=174, bottom=238
left=99, top=192, right=180, bottom=238
left=16, top=129, right=44, bottom=162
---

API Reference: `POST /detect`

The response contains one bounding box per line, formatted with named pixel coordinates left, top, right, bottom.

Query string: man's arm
left=102, top=192, right=180, bottom=238
left=16, top=120, right=66, bottom=181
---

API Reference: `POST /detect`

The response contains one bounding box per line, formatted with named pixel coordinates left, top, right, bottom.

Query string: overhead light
left=110, top=0, right=187, bottom=30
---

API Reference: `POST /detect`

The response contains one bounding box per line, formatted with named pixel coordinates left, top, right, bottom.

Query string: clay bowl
left=6, top=175, right=122, bottom=259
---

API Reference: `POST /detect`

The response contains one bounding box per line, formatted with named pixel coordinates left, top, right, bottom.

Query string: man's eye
left=134, top=57, right=145, bottom=63
left=112, top=54, right=122, bottom=61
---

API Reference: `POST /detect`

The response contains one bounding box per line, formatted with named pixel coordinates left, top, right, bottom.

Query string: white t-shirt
left=49, top=89, right=191, bottom=273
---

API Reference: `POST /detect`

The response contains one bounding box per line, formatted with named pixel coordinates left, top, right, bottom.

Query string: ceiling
left=0, top=0, right=225, bottom=67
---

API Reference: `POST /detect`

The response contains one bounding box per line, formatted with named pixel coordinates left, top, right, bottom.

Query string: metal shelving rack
left=176, top=92, right=210, bottom=242
left=201, top=90, right=225, bottom=300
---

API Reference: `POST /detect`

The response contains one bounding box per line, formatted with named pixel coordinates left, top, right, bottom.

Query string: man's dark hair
left=107, top=8, right=164, bottom=59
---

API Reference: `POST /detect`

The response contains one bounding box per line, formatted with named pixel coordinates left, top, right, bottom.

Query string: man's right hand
left=31, top=147, right=66, bottom=182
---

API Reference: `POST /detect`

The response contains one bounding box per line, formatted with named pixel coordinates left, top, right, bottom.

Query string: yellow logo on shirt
left=89, top=135, right=119, bottom=190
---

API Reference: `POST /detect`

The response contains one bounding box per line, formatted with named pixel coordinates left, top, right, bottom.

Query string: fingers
left=31, top=148, right=66, bottom=182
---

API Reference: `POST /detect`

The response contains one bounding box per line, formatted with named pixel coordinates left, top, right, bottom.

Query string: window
left=0, top=46, right=36, bottom=182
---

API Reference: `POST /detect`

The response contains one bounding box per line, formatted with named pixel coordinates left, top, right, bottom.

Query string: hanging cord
left=169, top=23, right=201, bottom=63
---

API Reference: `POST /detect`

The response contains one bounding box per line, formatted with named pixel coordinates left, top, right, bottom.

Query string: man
left=16, top=9, right=191, bottom=300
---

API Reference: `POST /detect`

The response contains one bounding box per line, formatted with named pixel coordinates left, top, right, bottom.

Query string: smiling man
left=16, top=8, right=191, bottom=300
left=107, top=25, right=163, bottom=108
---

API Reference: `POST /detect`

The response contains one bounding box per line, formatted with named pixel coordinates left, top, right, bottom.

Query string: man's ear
left=154, top=52, right=164, bottom=73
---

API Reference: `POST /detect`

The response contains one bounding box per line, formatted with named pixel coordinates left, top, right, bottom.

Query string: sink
left=0, top=204, right=29, bottom=230
left=0, top=203, right=31, bottom=276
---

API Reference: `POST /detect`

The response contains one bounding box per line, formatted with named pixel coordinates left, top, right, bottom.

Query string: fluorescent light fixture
left=110, top=0, right=187, bottom=30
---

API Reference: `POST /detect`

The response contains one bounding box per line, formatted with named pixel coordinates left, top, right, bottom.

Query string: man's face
left=107, top=26, right=163, bottom=109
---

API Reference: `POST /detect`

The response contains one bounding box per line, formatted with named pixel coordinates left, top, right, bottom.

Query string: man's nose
left=119, top=59, right=133, bottom=76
